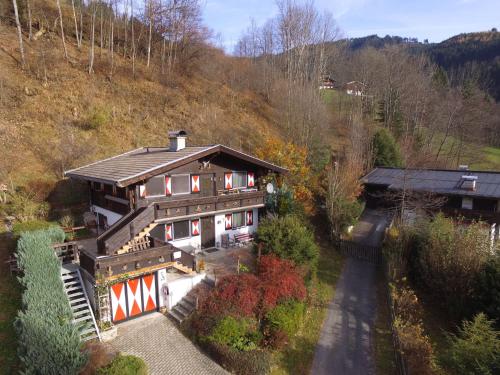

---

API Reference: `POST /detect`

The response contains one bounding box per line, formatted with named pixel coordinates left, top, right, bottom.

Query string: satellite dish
left=266, top=183, right=274, bottom=194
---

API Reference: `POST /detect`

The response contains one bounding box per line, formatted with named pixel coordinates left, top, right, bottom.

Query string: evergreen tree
left=372, top=128, right=403, bottom=167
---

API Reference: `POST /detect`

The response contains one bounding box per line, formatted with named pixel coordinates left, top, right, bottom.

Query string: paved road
left=311, top=209, right=389, bottom=375
left=110, top=313, right=228, bottom=375
left=311, top=258, right=377, bottom=375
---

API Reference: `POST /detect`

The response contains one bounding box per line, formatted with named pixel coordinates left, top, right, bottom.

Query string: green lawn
left=0, top=234, right=21, bottom=374
left=271, top=244, right=344, bottom=375
left=430, top=133, right=500, bottom=171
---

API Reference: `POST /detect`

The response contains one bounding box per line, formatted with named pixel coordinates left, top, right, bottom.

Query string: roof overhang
left=65, top=144, right=288, bottom=187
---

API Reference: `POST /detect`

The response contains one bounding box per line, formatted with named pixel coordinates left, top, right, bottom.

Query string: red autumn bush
left=201, top=273, right=261, bottom=318
left=198, top=255, right=306, bottom=324
left=258, top=255, right=307, bottom=312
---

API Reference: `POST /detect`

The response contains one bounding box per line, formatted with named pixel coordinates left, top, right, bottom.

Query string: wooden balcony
left=154, top=190, right=265, bottom=220
left=80, top=242, right=194, bottom=280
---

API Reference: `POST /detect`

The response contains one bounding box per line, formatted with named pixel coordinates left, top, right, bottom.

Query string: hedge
left=204, top=341, right=271, bottom=375
left=15, top=228, right=87, bottom=374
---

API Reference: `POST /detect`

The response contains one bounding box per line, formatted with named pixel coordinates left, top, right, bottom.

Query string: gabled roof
left=65, top=144, right=287, bottom=187
left=362, top=167, right=500, bottom=199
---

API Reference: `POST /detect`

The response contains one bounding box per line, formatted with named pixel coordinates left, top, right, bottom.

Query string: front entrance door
left=201, top=216, right=215, bottom=248
left=200, top=174, right=215, bottom=197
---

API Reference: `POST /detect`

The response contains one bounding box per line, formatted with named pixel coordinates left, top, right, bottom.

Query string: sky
left=203, top=0, right=500, bottom=52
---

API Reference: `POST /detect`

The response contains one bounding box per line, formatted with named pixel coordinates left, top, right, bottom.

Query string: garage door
left=110, top=273, right=158, bottom=323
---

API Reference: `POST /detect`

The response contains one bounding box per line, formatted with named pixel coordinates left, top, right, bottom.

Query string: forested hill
left=338, top=31, right=500, bottom=100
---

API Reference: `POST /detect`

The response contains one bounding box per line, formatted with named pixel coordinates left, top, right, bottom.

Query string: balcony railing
left=80, top=242, right=194, bottom=279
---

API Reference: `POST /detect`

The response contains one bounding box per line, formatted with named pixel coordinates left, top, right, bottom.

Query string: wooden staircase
left=61, top=264, right=101, bottom=342
left=116, top=223, right=158, bottom=254
left=173, top=261, right=194, bottom=274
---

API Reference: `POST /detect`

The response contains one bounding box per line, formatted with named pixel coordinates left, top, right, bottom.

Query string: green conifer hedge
left=15, top=227, right=87, bottom=374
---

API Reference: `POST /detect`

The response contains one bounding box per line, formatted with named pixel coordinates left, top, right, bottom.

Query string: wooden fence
left=337, top=239, right=382, bottom=264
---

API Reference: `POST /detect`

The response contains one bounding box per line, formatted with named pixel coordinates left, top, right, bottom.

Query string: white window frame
left=232, top=171, right=247, bottom=189
left=145, top=175, right=166, bottom=198
left=173, top=220, right=191, bottom=240
left=171, top=174, right=191, bottom=196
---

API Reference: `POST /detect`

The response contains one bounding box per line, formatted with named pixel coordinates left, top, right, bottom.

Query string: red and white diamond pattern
left=165, top=176, right=172, bottom=195
left=166, top=224, right=173, bottom=241
left=225, top=214, right=232, bottom=230
left=246, top=210, right=253, bottom=226
left=247, top=172, right=255, bottom=187
left=139, top=185, right=147, bottom=198
left=191, top=175, right=200, bottom=193
left=224, top=173, right=233, bottom=189
left=142, top=274, right=157, bottom=312
left=191, top=219, right=200, bottom=236
left=110, top=282, right=127, bottom=322
left=126, top=278, right=143, bottom=317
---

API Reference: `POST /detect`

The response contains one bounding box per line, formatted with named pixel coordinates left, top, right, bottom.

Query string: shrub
left=12, top=220, right=61, bottom=238
left=445, top=313, right=500, bottom=375
left=258, top=255, right=307, bottom=312
left=474, top=256, right=500, bottom=322
left=15, top=228, right=86, bottom=374
left=372, top=128, right=403, bottom=167
left=410, top=214, right=490, bottom=318
left=254, top=215, right=319, bottom=269
left=3, top=188, right=49, bottom=222
left=201, top=274, right=261, bottom=319
left=207, top=316, right=259, bottom=351
left=395, top=319, right=436, bottom=374
left=264, top=300, right=304, bottom=338
left=83, top=107, right=110, bottom=130
left=204, top=342, right=271, bottom=375
left=97, top=354, right=148, bottom=375
left=391, top=282, right=437, bottom=374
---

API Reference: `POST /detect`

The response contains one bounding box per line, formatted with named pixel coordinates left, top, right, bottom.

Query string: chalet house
left=319, top=76, right=336, bottom=90
left=343, top=80, right=365, bottom=96
left=363, top=167, right=500, bottom=234
left=65, top=131, right=286, bottom=324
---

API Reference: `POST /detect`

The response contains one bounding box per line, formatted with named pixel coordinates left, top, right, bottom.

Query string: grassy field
left=0, top=234, right=21, bottom=374
left=271, top=243, right=345, bottom=375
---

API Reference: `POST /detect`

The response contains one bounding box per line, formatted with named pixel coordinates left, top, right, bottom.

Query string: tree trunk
left=56, top=0, right=69, bottom=60
left=71, top=0, right=81, bottom=48
left=131, top=1, right=135, bottom=77
left=147, top=0, right=152, bottom=68
left=109, top=0, right=114, bottom=75
left=12, top=0, right=26, bottom=68
left=89, top=4, right=96, bottom=74
left=26, top=0, right=33, bottom=40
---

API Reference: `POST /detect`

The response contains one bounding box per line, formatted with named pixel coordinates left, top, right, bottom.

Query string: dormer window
left=460, top=175, right=477, bottom=191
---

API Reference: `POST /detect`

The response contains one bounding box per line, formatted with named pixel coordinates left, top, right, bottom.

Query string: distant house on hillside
left=343, top=81, right=365, bottom=96
left=319, top=75, right=336, bottom=90
left=362, top=166, right=500, bottom=240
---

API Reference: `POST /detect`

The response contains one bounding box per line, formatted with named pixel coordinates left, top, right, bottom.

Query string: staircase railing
left=97, top=205, right=155, bottom=254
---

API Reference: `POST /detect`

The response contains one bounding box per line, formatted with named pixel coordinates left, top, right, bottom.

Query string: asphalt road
left=311, top=209, right=389, bottom=375
left=311, top=258, right=377, bottom=375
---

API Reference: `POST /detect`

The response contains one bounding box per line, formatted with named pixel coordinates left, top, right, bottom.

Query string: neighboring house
left=65, top=130, right=286, bottom=324
left=319, top=76, right=336, bottom=90
left=362, top=167, right=500, bottom=238
left=343, top=80, right=365, bottom=96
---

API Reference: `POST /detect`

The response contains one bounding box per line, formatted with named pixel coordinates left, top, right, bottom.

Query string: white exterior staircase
left=61, top=265, right=101, bottom=342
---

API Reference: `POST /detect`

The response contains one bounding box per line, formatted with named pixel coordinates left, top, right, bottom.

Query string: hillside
left=0, top=26, right=280, bottom=188
left=336, top=31, right=500, bottom=100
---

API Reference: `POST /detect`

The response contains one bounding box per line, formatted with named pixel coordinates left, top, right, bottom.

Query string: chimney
left=168, top=130, right=187, bottom=151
